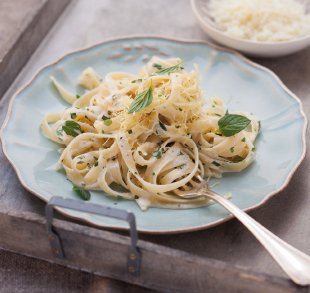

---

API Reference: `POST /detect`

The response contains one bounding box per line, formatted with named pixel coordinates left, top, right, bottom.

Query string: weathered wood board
left=0, top=206, right=306, bottom=293
left=0, top=0, right=71, bottom=99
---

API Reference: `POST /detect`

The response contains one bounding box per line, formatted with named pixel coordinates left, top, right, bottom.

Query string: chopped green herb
left=104, top=119, right=112, bottom=126
left=62, top=120, right=82, bottom=137
left=218, top=114, right=251, bottom=137
left=153, top=63, right=163, bottom=70
left=94, top=161, right=99, bottom=167
left=72, top=184, right=91, bottom=200
left=152, top=172, right=155, bottom=176
left=102, top=114, right=112, bottom=126
left=56, top=127, right=63, bottom=136
left=76, top=94, right=80, bottom=99
left=131, top=79, right=142, bottom=83
left=212, top=161, right=221, bottom=167
left=230, top=147, right=235, bottom=153
left=152, top=149, right=162, bottom=159
left=128, top=82, right=153, bottom=114
left=128, top=129, right=133, bottom=134
left=109, top=182, right=129, bottom=193
left=252, top=147, right=256, bottom=152
left=241, top=137, right=246, bottom=142
left=215, top=114, right=221, bottom=117
left=159, top=120, right=167, bottom=131
left=70, top=113, right=77, bottom=119
left=138, top=151, right=143, bottom=156
left=155, top=62, right=183, bottom=75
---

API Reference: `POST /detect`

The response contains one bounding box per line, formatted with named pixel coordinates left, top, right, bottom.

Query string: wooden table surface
left=0, top=0, right=309, bottom=292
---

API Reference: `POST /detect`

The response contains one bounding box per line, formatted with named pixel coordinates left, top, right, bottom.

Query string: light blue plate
left=1, top=37, right=307, bottom=233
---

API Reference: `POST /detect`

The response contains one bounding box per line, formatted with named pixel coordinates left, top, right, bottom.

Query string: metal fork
left=177, top=176, right=310, bottom=286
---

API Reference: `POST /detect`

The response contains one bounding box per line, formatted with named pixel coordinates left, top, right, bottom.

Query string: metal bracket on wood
left=45, top=196, right=141, bottom=276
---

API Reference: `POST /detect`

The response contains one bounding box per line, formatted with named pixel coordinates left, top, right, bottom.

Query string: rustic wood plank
left=0, top=209, right=306, bottom=293
left=0, top=0, right=71, bottom=99
left=0, top=250, right=158, bottom=293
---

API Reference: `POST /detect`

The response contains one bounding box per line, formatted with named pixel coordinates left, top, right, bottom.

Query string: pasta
left=41, top=57, right=259, bottom=210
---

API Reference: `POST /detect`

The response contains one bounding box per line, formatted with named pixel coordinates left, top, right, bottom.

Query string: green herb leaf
left=56, top=127, right=63, bottom=136
left=212, top=161, right=221, bottom=167
left=177, top=164, right=186, bottom=169
left=102, top=114, right=112, bottom=126
left=159, top=121, right=167, bottom=131
left=131, top=78, right=142, bottom=83
left=155, top=62, right=183, bottom=75
left=107, top=182, right=129, bottom=193
left=76, top=94, right=80, bottom=99
left=153, top=63, right=163, bottom=70
left=127, top=129, right=133, bottom=134
left=104, top=119, right=112, bottom=126
left=128, top=83, right=153, bottom=114
left=72, top=184, right=91, bottom=200
left=241, top=137, right=246, bottom=142
left=152, top=149, right=162, bottom=159
left=218, top=114, right=251, bottom=137
left=62, top=120, right=82, bottom=137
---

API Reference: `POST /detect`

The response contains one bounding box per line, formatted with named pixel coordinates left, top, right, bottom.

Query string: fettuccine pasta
left=41, top=57, right=259, bottom=210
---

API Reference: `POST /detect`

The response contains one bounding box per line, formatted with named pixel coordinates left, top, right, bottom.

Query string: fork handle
left=203, top=191, right=310, bottom=286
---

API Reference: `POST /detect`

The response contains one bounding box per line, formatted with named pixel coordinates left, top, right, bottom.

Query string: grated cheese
left=209, top=0, right=310, bottom=42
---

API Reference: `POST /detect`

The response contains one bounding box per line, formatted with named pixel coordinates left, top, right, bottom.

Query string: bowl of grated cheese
left=191, top=0, right=310, bottom=57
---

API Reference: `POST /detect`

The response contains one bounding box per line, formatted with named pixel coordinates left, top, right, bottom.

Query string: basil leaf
left=156, top=62, right=183, bottom=75
left=128, top=83, right=153, bottom=114
left=72, top=184, right=91, bottom=200
left=62, top=120, right=82, bottom=137
left=218, top=114, right=251, bottom=137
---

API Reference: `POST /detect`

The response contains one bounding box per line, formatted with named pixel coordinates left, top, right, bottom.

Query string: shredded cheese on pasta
left=41, top=57, right=259, bottom=210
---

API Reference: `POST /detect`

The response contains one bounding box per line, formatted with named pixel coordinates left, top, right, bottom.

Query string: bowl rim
left=0, top=35, right=308, bottom=234
left=191, top=0, right=310, bottom=46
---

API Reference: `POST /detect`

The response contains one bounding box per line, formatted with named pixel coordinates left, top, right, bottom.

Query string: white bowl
left=191, top=0, right=310, bottom=57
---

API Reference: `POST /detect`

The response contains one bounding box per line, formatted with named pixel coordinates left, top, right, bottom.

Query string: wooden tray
left=0, top=0, right=309, bottom=290
left=0, top=0, right=71, bottom=99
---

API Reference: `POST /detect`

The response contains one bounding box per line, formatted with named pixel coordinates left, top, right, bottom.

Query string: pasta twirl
left=41, top=57, right=259, bottom=210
